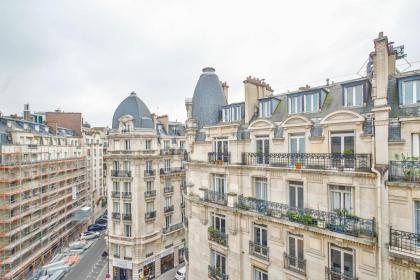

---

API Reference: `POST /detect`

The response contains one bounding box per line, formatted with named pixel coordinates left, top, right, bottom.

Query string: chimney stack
left=221, top=82, right=229, bottom=103
left=23, top=104, right=30, bottom=121
left=243, top=76, right=273, bottom=123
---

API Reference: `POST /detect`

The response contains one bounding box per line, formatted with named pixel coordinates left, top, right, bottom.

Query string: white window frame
left=253, top=267, right=268, bottom=280
left=210, top=250, right=226, bottom=274
left=254, top=177, right=268, bottom=201
left=344, top=84, right=364, bottom=107
left=329, top=244, right=355, bottom=277
left=211, top=213, right=226, bottom=233
left=289, top=181, right=304, bottom=209
left=124, top=224, right=132, bottom=237
left=330, top=185, right=353, bottom=213
left=289, top=134, right=305, bottom=154
left=412, top=133, right=420, bottom=158
left=303, top=93, right=320, bottom=112
left=164, top=159, right=171, bottom=171
left=402, top=80, right=420, bottom=106
left=288, top=233, right=304, bottom=270
left=165, top=215, right=172, bottom=228
left=259, top=101, right=272, bottom=118
left=213, top=174, right=226, bottom=194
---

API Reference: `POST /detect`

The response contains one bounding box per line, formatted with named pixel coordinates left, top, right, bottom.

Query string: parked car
left=175, top=266, right=186, bottom=280
left=88, top=224, right=106, bottom=232
left=80, top=231, right=100, bottom=240
left=95, top=218, right=107, bottom=225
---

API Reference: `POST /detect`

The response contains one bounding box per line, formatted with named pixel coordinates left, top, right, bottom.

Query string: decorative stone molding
left=320, top=110, right=365, bottom=126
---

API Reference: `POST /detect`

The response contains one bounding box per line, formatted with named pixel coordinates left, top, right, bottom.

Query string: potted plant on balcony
left=295, top=162, right=302, bottom=170
left=287, top=210, right=301, bottom=222
left=302, top=213, right=315, bottom=225
left=317, top=217, right=326, bottom=228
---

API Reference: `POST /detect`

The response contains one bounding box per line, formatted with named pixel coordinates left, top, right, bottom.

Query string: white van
left=175, top=266, right=186, bottom=280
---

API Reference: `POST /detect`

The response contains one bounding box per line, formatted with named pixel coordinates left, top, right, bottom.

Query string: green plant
left=301, top=213, right=314, bottom=225
left=287, top=210, right=300, bottom=221
left=343, top=149, right=354, bottom=155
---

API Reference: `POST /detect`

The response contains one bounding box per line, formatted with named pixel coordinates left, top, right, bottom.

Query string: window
left=222, top=106, right=242, bottom=122
left=222, top=108, right=230, bottom=122
left=253, top=267, right=268, bottom=280
left=124, top=203, right=131, bottom=214
left=289, top=95, right=303, bottom=114
left=146, top=160, right=153, bottom=172
left=164, top=140, right=170, bottom=150
left=124, top=224, right=132, bottom=237
left=124, top=139, right=130, bottom=150
left=413, top=134, right=420, bottom=157
left=214, top=139, right=228, bottom=160
left=165, top=215, right=172, bottom=228
left=402, top=79, right=420, bottom=105
left=288, top=234, right=304, bottom=271
left=254, top=178, right=268, bottom=200
left=180, top=141, right=185, bottom=151
left=164, top=159, right=171, bottom=171
left=330, top=185, right=353, bottom=213
left=289, top=134, right=305, bottom=154
left=113, top=201, right=120, bottom=213
left=331, top=132, right=354, bottom=154
left=123, top=182, right=131, bottom=193
left=165, top=197, right=172, bottom=207
left=305, top=93, right=320, bottom=112
left=329, top=244, right=355, bottom=278
left=113, top=161, right=119, bottom=171
left=210, top=250, right=226, bottom=275
left=415, top=201, right=420, bottom=235
left=211, top=213, right=226, bottom=233
left=289, top=181, right=303, bottom=209
left=165, top=179, right=171, bottom=188
left=344, top=84, right=363, bottom=107
left=146, top=202, right=154, bottom=213
left=145, top=139, right=152, bottom=150
left=256, top=137, right=270, bottom=164
left=113, top=182, right=120, bottom=192
left=113, top=222, right=120, bottom=235
left=113, top=243, right=120, bottom=257
left=259, top=101, right=272, bottom=118
left=253, top=224, right=268, bottom=256
left=213, top=174, right=226, bottom=194
left=146, top=181, right=153, bottom=192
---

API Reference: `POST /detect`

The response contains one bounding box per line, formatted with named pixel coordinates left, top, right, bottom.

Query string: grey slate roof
left=192, top=67, right=227, bottom=128
left=112, top=92, right=153, bottom=129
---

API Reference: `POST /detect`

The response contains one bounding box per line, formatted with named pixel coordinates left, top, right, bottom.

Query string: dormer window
left=222, top=104, right=242, bottom=122
left=288, top=90, right=323, bottom=114
left=401, top=79, right=420, bottom=106
left=259, top=101, right=272, bottom=118
left=344, top=84, right=363, bottom=107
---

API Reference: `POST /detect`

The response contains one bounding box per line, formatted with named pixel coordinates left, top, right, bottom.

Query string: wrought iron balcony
left=144, top=190, right=156, bottom=198
left=241, top=152, right=371, bottom=172
left=144, top=169, right=155, bottom=177
left=164, top=205, right=174, bottom=213
left=122, top=192, right=132, bottom=199
left=390, top=227, right=420, bottom=255
left=122, top=213, right=132, bottom=221
left=284, top=252, right=306, bottom=275
left=160, top=149, right=185, bottom=156
left=249, top=240, right=269, bottom=261
left=111, top=191, right=121, bottom=198
left=111, top=212, right=121, bottom=219
left=208, top=226, right=228, bottom=247
left=163, top=222, right=183, bottom=234
left=208, top=265, right=229, bottom=280
left=325, top=267, right=358, bottom=280
left=208, top=152, right=230, bottom=164
left=203, top=190, right=228, bottom=205
left=164, top=186, right=174, bottom=194
left=111, top=170, right=132, bottom=177
left=237, top=196, right=375, bottom=238
left=389, top=161, right=420, bottom=183
left=145, top=211, right=156, bottom=220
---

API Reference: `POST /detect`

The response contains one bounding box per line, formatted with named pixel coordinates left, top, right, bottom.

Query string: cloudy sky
left=1, top=0, right=419, bottom=127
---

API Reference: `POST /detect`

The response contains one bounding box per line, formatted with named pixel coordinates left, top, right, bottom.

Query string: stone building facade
left=183, top=33, right=420, bottom=280
left=105, top=92, right=187, bottom=280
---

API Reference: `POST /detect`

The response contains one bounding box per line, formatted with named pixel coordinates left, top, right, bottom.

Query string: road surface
left=63, top=235, right=107, bottom=280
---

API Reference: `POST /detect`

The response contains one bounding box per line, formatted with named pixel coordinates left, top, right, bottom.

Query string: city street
left=63, top=235, right=107, bottom=280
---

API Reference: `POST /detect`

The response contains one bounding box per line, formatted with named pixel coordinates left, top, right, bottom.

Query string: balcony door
left=254, top=224, right=268, bottom=250
left=329, top=244, right=355, bottom=279
left=290, top=134, right=305, bottom=167
left=211, top=251, right=226, bottom=275
left=256, top=137, right=270, bottom=164
left=214, top=139, right=228, bottom=161
left=289, top=181, right=304, bottom=209
left=331, top=132, right=354, bottom=169
left=288, top=234, right=304, bottom=271
left=212, top=213, right=226, bottom=234
left=213, top=175, right=226, bottom=195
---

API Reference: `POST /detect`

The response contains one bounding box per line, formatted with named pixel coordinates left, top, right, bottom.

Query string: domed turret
left=192, top=67, right=227, bottom=128
left=112, top=92, right=153, bottom=129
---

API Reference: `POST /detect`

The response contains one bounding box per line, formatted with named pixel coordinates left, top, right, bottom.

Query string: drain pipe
left=371, top=136, right=383, bottom=280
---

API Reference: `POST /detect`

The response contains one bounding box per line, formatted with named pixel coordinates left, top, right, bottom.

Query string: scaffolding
left=0, top=150, right=89, bottom=280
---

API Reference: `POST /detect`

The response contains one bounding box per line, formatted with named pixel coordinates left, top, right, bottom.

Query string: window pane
left=331, top=248, right=341, bottom=273
left=313, top=93, right=319, bottom=111
left=346, top=88, right=354, bottom=107
left=344, top=136, right=354, bottom=153
left=297, top=187, right=303, bottom=209
left=289, top=186, right=296, bottom=208
left=305, top=95, right=311, bottom=112
left=331, top=137, right=342, bottom=154
left=289, top=236, right=296, bottom=257
left=343, top=252, right=354, bottom=277
left=331, top=191, right=340, bottom=210
left=404, top=81, right=414, bottom=105
left=355, top=85, right=363, bottom=106
left=296, top=96, right=302, bottom=113
left=344, top=193, right=352, bottom=212
left=297, top=239, right=304, bottom=259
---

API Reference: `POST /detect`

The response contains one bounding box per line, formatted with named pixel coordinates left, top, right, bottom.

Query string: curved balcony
left=208, top=152, right=230, bottom=164
left=144, top=190, right=156, bottom=199
left=164, top=205, right=174, bottom=213
left=208, top=265, right=228, bottom=280
left=249, top=240, right=269, bottom=261
left=145, top=211, right=156, bottom=221
left=111, top=170, right=132, bottom=178
left=208, top=226, right=228, bottom=247
left=203, top=190, right=227, bottom=206
left=389, top=160, right=420, bottom=183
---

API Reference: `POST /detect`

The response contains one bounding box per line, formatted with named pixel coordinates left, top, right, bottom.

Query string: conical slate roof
left=112, top=92, right=153, bottom=129
left=192, top=67, right=227, bottom=128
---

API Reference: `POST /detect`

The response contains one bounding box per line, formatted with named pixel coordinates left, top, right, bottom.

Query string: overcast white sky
left=1, top=0, right=419, bottom=127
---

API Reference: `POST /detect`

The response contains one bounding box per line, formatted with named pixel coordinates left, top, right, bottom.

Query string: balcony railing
left=122, top=192, right=132, bottom=198
left=389, top=161, right=420, bottom=183
left=390, top=227, right=420, bottom=255
left=160, top=167, right=185, bottom=175
left=112, top=212, right=121, bottom=219
left=145, top=211, right=156, bottom=220
left=144, top=170, right=155, bottom=177
left=111, top=170, right=132, bottom=177
left=111, top=191, right=121, bottom=198
left=160, top=149, right=186, bottom=156
left=163, top=222, right=183, bottom=234
left=284, top=252, right=306, bottom=275
left=208, top=152, right=230, bottom=164
left=144, top=190, right=156, bottom=198
left=164, top=186, right=174, bottom=193
left=203, top=190, right=228, bottom=205
left=122, top=213, right=132, bottom=221
left=208, top=265, right=228, bottom=280
left=237, top=196, right=375, bottom=238
left=241, top=153, right=372, bottom=172
left=164, top=205, right=174, bottom=213
left=249, top=240, right=269, bottom=260
left=208, top=226, right=228, bottom=247
left=325, top=267, right=358, bottom=280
